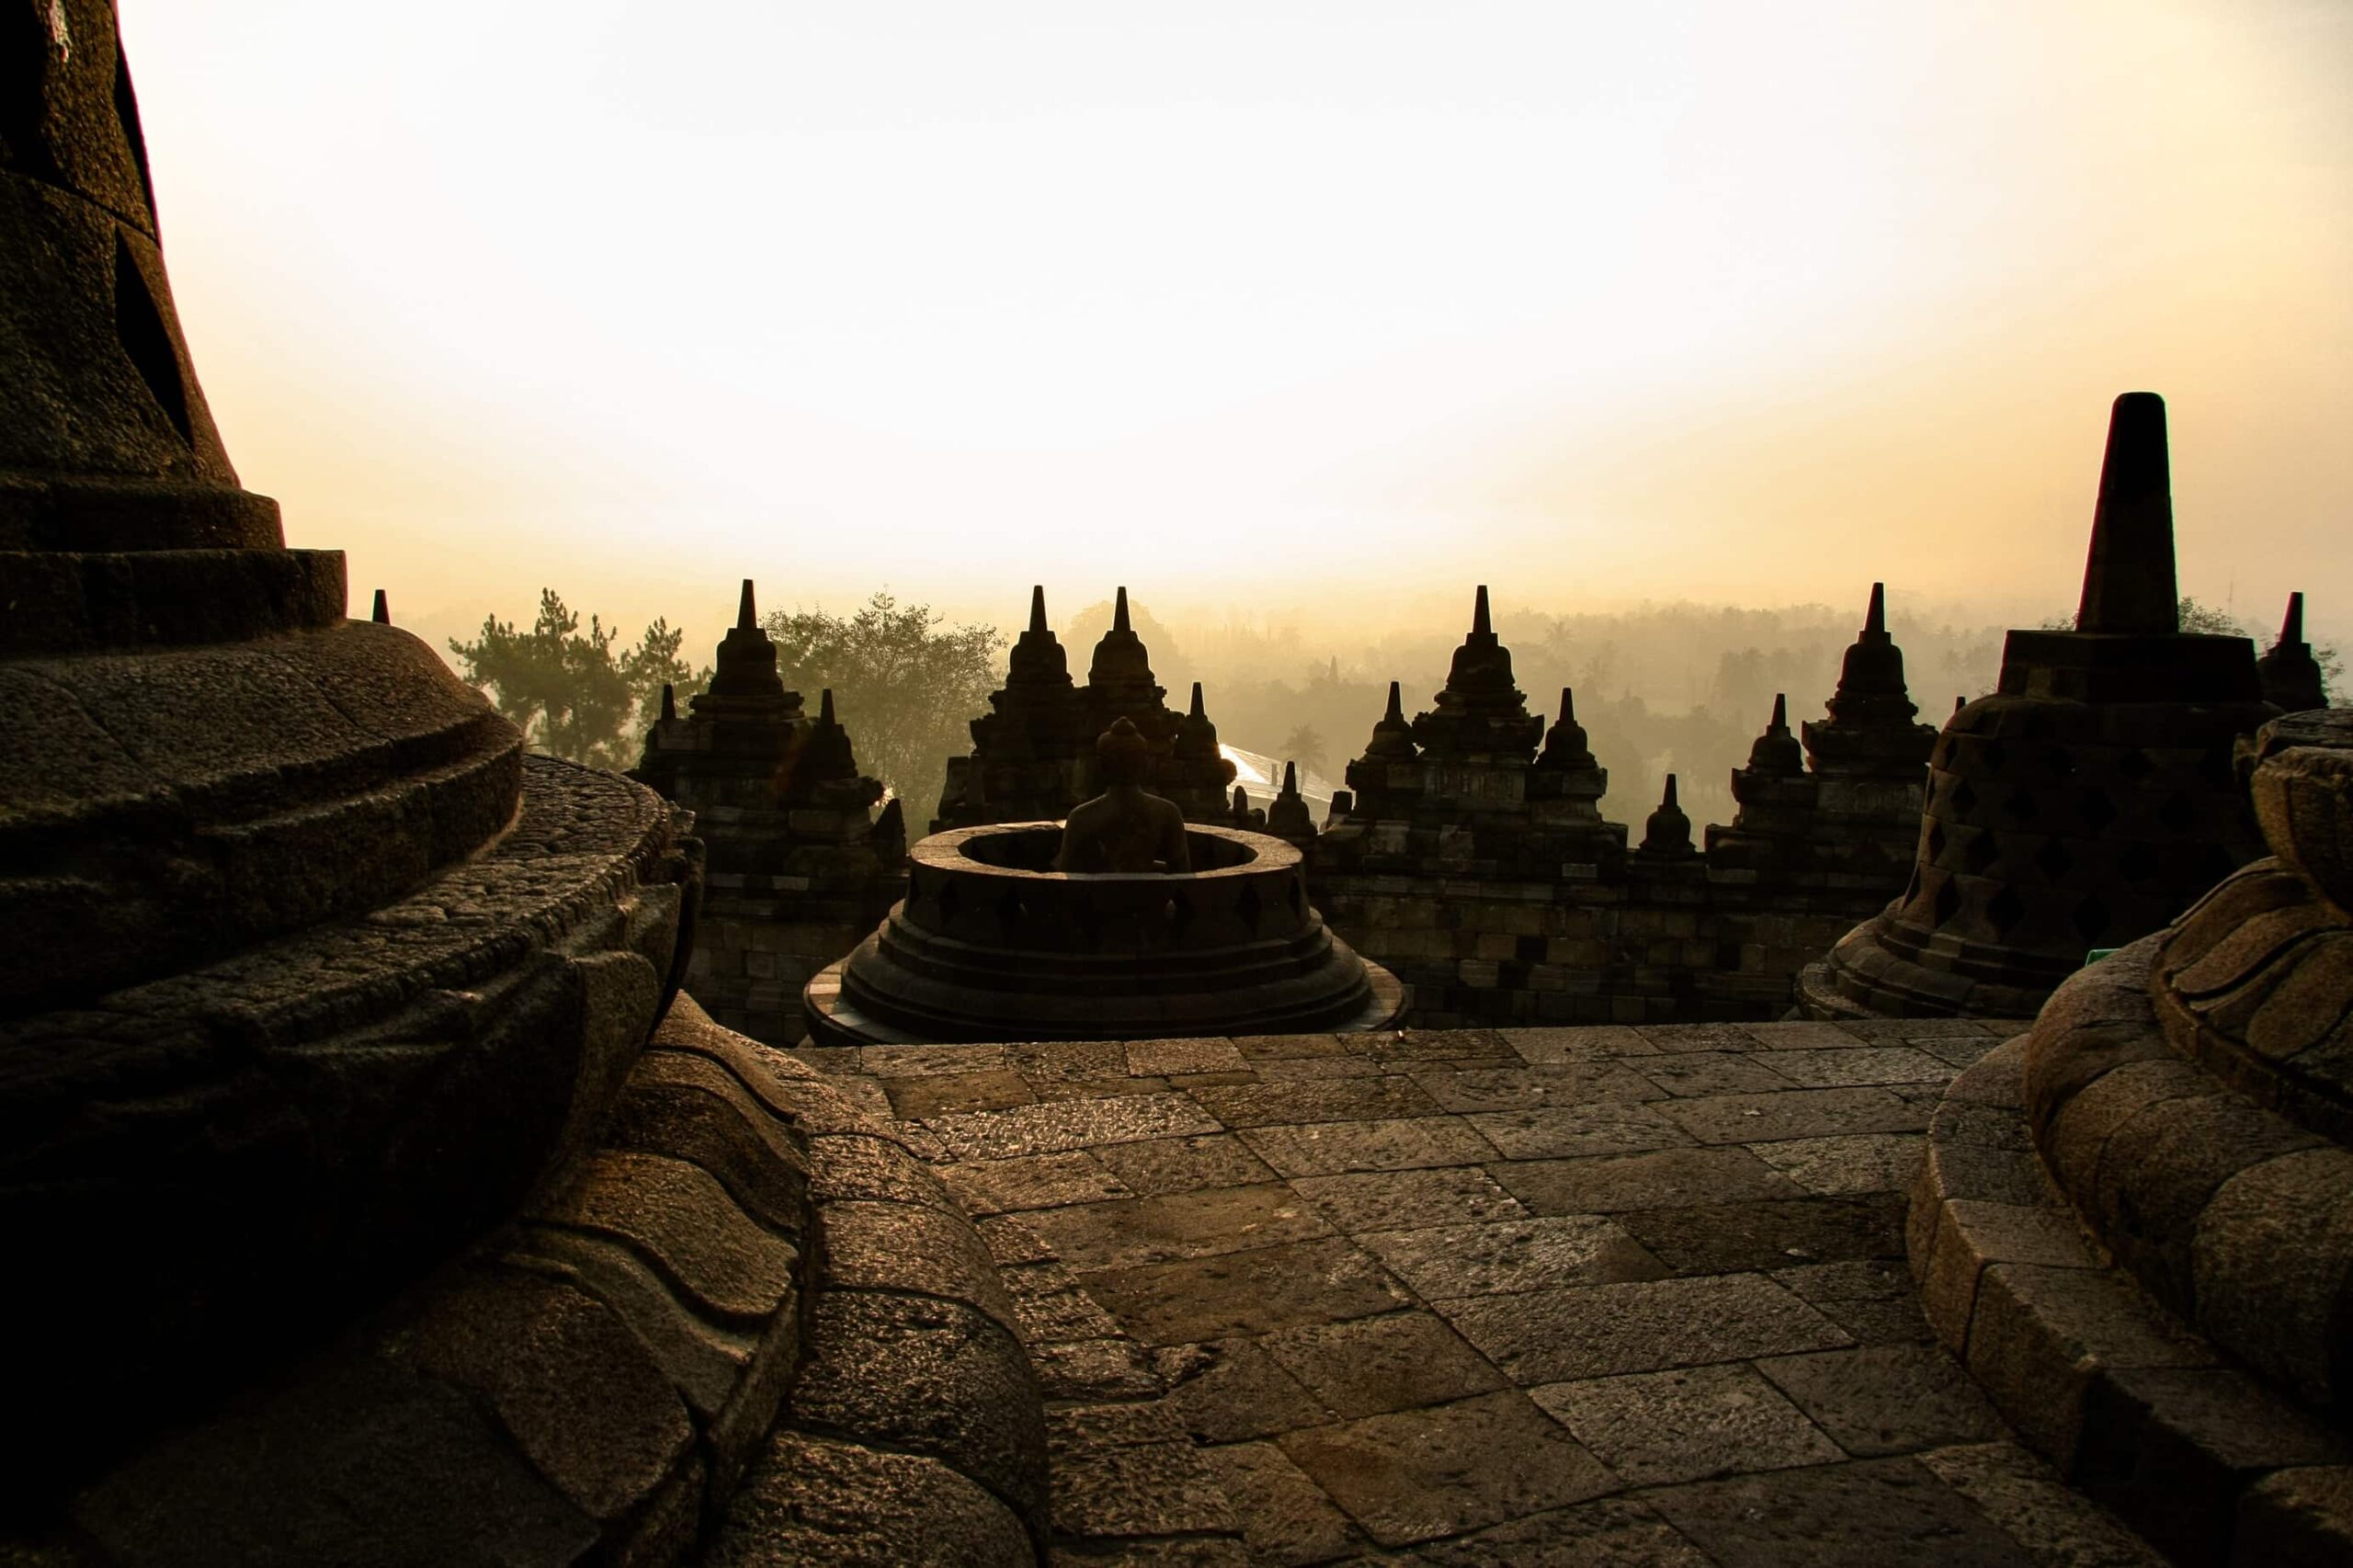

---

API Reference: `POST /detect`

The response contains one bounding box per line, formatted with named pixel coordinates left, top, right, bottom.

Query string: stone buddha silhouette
left=1054, top=717, right=1191, bottom=873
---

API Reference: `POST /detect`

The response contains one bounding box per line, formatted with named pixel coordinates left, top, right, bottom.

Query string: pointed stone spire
left=820, top=687, right=836, bottom=725
left=2075, top=392, right=2178, bottom=635
left=1865, top=582, right=1886, bottom=637
left=1804, top=582, right=1932, bottom=778
left=1365, top=678, right=1418, bottom=760
left=1639, top=773, right=1696, bottom=859
left=1955, top=695, right=1966, bottom=715
left=1114, top=586, right=1131, bottom=633
left=704, top=575, right=788, bottom=702
left=1536, top=686, right=1598, bottom=772
left=2257, top=590, right=2327, bottom=711
left=1029, top=584, right=1048, bottom=635
left=1267, top=759, right=1314, bottom=842
left=1086, top=585, right=1160, bottom=712
left=659, top=683, right=676, bottom=722
left=1174, top=679, right=1221, bottom=760
left=1745, top=693, right=1803, bottom=774
left=1231, top=784, right=1251, bottom=826
left=1007, top=585, right=1073, bottom=686
left=801, top=687, right=858, bottom=783
left=1416, top=587, right=1539, bottom=762
left=370, top=589, right=390, bottom=624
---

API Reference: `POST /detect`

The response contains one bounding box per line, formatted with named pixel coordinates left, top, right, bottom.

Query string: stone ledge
left=1911, top=1035, right=2352, bottom=1565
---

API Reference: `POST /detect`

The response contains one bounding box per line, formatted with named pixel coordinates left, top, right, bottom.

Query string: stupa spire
left=1472, top=585, right=1492, bottom=638
left=1189, top=681, right=1206, bottom=720
left=1865, top=583, right=1886, bottom=638
left=1114, top=586, right=1131, bottom=634
left=2075, top=392, right=2178, bottom=635
left=737, top=578, right=757, bottom=630
left=1029, top=585, right=1048, bottom=635
left=370, top=589, right=390, bottom=624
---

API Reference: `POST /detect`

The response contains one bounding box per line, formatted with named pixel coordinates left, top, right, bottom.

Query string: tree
left=449, top=589, right=708, bottom=770
left=764, top=592, right=1005, bottom=817
left=1278, top=724, right=1328, bottom=779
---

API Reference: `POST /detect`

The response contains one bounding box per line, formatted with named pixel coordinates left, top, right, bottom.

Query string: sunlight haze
left=118, top=0, right=2353, bottom=662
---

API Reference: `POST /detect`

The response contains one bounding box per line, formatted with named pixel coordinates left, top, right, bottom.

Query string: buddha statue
left=1054, top=718, right=1191, bottom=873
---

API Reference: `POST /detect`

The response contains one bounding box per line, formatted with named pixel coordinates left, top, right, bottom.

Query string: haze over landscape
left=122, top=0, right=2351, bottom=690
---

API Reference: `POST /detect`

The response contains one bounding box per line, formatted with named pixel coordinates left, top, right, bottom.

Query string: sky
left=119, top=1, right=2353, bottom=663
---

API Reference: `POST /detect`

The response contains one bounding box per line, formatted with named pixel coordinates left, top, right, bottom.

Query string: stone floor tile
left=1803, top=1294, right=1938, bottom=1346
left=936, top=1151, right=1133, bottom=1216
left=922, top=1093, right=1222, bottom=1161
left=1093, top=1133, right=1279, bottom=1196
left=1161, top=1337, right=1338, bottom=1443
left=1496, top=1026, right=1660, bottom=1063
left=1199, top=1440, right=1365, bottom=1565
left=1250, top=1054, right=1391, bottom=1080
left=1027, top=1337, right=1162, bottom=1402
left=1259, top=1312, right=1508, bottom=1418
left=1635, top=1051, right=1799, bottom=1097
left=1761, top=1046, right=1957, bottom=1088
left=1358, top=1216, right=1669, bottom=1301
left=1623, top=1024, right=1755, bottom=1051
left=1657, top=1086, right=1927, bottom=1145
left=1082, top=1237, right=1414, bottom=1346
left=1018, top=1183, right=1331, bottom=1272
left=1438, top=1273, right=1850, bottom=1383
left=1914, top=1443, right=2165, bottom=1566
left=1291, top=1166, right=1528, bottom=1233
left=1739, top=1022, right=1870, bottom=1049
left=1618, top=1194, right=1906, bottom=1275
left=1231, top=1032, right=1356, bottom=1060
left=860, top=1043, right=1010, bottom=1078
left=1531, top=1362, right=1844, bottom=1485
left=1756, top=1343, right=2004, bottom=1457
left=1188, top=1076, right=1446, bottom=1129
left=1369, top=1028, right=1518, bottom=1064
left=826, top=1073, right=897, bottom=1124
left=1279, top=1392, right=1616, bottom=1547
left=1463, top=1103, right=1691, bottom=1160
left=1491, top=1146, right=1807, bottom=1215
left=881, top=1067, right=1039, bottom=1120
left=1051, top=1434, right=1239, bottom=1540
left=1407, top=1063, right=1665, bottom=1113
left=1916, top=1034, right=2015, bottom=1069
left=1772, top=1257, right=1915, bottom=1306
left=1126, top=1036, right=1251, bottom=1076
left=1747, top=1132, right=1924, bottom=1195
left=1641, top=1454, right=2040, bottom=1567
left=1239, top=1117, right=1502, bottom=1177
left=1410, top=1495, right=1715, bottom=1566
left=1001, top=1261, right=1126, bottom=1342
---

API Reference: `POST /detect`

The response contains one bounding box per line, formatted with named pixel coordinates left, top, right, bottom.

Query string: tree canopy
left=449, top=589, right=708, bottom=770
left=764, top=591, right=1005, bottom=816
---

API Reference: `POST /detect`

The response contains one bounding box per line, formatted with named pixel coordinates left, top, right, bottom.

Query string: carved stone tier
left=1804, top=395, right=2274, bottom=1021
left=3, top=756, right=699, bottom=1501
left=1907, top=710, right=2353, bottom=1563
left=805, top=824, right=1404, bottom=1043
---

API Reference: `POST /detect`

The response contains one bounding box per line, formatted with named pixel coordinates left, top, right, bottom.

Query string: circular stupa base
left=801, top=822, right=1407, bottom=1045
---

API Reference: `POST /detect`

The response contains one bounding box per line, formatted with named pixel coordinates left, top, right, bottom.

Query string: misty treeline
left=456, top=589, right=2335, bottom=839
left=450, top=590, right=1002, bottom=818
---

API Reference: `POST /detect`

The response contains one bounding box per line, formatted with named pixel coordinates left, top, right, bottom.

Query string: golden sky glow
left=121, top=1, right=2352, bottom=657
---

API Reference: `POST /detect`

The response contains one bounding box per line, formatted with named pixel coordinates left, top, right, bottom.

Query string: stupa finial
left=2075, top=392, right=2178, bottom=635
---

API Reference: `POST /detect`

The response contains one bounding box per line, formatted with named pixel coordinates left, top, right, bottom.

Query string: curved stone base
left=16, top=996, right=1047, bottom=1566
left=1910, top=1036, right=2353, bottom=1565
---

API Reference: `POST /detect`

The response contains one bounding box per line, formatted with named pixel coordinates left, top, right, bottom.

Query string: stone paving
left=790, top=1022, right=2172, bottom=1566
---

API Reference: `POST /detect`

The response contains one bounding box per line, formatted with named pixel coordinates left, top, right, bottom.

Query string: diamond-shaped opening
left=2042, top=746, right=2075, bottom=780
left=2114, top=748, right=2154, bottom=782
left=1987, top=885, right=2028, bottom=936
left=1964, top=831, right=2000, bottom=874
left=1949, top=779, right=1981, bottom=815
left=1933, top=876, right=1963, bottom=927
left=2196, top=749, right=2236, bottom=788
left=2002, top=789, right=2042, bottom=825
left=1979, top=739, right=2010, bottom=774
left=2115, top=844, right=2158, bottom=883
left=2159, top=793, right=2200, bottom=835
left=2033, top=837, right=2075, bottom=881
left=1926, top=823, right=1949, bottom=862
left=1901, top=866, right=1923, bottom=903
left=2080, top=790, right=2119, bottom=833
left=2073, top=895, right=2112, bottom=943
left=2019, top=708, right=2054, bottom=742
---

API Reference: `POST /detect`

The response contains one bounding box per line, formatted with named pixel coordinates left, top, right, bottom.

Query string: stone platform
left=792, top=1019, right=2174, bottom=1565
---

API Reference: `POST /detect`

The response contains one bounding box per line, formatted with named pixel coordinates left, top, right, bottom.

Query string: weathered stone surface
left=1082, top=1238, right=1413, bottom=1345
left=1492, top=1146, right=1808, bottom=1214
left=1660, top=1087, right=1928, bottom=1144
left=1357, top=1215, right=1668, bottom=1300
left=1756, top=1343, right=2001, bottom=1458
left=1279, top=1392, right=1616, bottom=1547
left=1017, top=1183, right=1333, bottom=1271
left=1643, top=1455, right=2040, bottom=1567
left=1198, top=1440, right=1364, bottom=1565
left=1290, top=1165, right=1528, bottom=1232
left=1915, top=1443, right=2165, bottom=1568
left=1532, top=1362, right=1842, bottom=1485
left=707, top=1431, right=1033, bottom=1566
left=939, top=1151, right=1136, bottom=1215
left=1238, top=1115, right=1502, bottom=1176
left=1162, top=1337, right=1338, bottom=1443
left=923, top=1094, right=1223, bottom=1161
left=1258, top=1312, right=1507, bottom=1417
left=1091, top=1133, right=1280, bottom=1195
left=1410, top=1496, right=1718, bottom=1566
left=1439, top=1274, right=1850, bottom=1383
